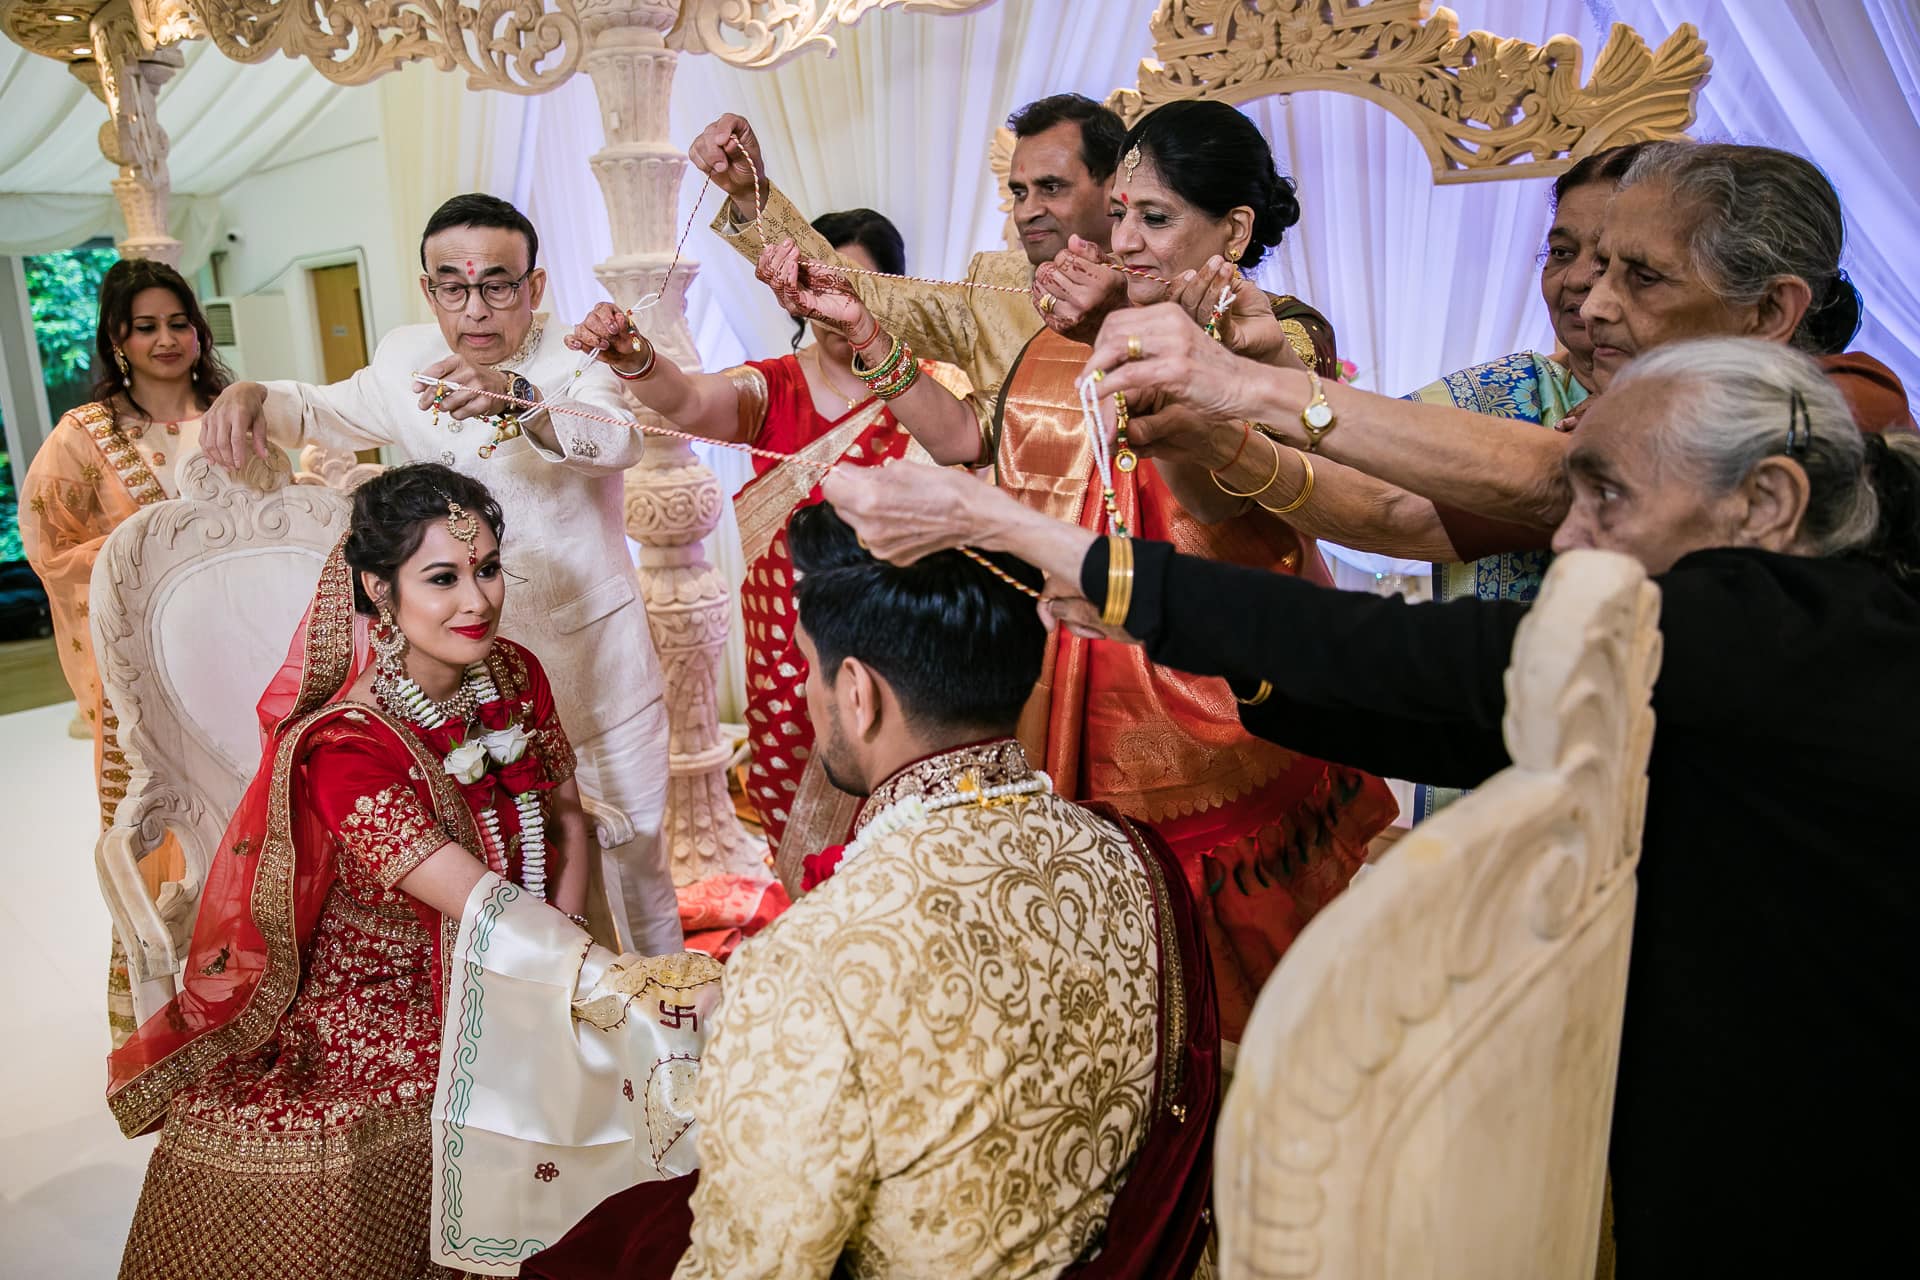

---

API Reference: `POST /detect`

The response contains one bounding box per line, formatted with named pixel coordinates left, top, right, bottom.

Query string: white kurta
left=262, top=319, right=681, bottom=952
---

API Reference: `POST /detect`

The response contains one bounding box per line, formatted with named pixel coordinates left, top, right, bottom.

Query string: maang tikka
left=441, top=494, right=481, bottom=566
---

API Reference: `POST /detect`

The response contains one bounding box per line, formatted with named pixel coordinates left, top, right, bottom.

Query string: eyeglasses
left=425, top=269, right=532, bottom=312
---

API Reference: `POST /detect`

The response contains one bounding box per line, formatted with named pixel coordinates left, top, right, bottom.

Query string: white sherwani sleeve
left=522, top=362, right=646, bottom=473
left=673, top=931, right=874, bottom=1280
left=260, top=354, right=399, bottom=453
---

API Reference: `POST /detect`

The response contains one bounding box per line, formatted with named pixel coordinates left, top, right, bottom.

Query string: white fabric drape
left=0, top=42, right=347, bottom=272
left=376, top=61, right=531, bottom=326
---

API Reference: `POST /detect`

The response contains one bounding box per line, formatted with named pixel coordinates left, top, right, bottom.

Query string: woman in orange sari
left=109, top=463, right=592, bottom=1279
left=21, top=257, right=232, bottom=1042
left=569, top=210, right=981, bottom=893
left=988, top=100, right=1399, bottom=1040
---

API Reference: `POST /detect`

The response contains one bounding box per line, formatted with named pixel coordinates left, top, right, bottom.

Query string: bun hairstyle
left=344, top=463, right=505, bottom=615
left=1618, top=142, right=1860, bottom=355
left=1121, top=100, right=1300, bottom=270
left=1862, top=432, right=1920, bottom=588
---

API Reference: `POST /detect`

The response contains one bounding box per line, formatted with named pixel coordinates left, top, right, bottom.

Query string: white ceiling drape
left=0, top=41, right=351, bottom=272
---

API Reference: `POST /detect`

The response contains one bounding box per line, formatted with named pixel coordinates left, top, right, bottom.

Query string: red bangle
left=851, top=318, right=884, bottom=352
left=1219, top=421, right=1253, bottom=471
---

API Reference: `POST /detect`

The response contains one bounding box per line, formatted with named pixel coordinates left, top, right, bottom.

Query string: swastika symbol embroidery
left=658, top=1001, right=698, bottom=1031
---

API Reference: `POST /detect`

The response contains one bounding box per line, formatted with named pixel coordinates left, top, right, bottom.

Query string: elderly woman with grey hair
left=823, top=334, right=1919, bottom=1276
left=1115, top=140, right=1912, bottom=564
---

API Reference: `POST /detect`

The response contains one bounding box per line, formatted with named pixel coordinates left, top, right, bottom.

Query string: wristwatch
left=1299, top=369, right=1337, bottom=452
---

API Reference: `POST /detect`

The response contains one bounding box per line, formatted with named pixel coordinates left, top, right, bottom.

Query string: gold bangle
left=1100, top=535, right=1134, bottom=628
left=1256, top=450, right=1315, bottom=516
left=1236, top=679, right=1272, bottom=707
left=1209, top=431, right=1282, bottom=499
left=1299, top=369, right=1336, bottom=452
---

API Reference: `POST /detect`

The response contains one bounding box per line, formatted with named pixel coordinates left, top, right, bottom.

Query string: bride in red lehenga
left=108, top=463, right=594, bottom=1279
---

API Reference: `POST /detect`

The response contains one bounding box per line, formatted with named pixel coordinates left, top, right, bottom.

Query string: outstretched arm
left=757, top=239, right=983, bottom=466
left=566, top=302, right=752, bottom=444
left=1088, top=304, right=1573, bottom=530
left=689, top=113, right=988, bottom=371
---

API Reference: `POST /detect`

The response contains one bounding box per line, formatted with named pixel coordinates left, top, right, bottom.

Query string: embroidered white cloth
left=431, top=873, right=723, bottom=1275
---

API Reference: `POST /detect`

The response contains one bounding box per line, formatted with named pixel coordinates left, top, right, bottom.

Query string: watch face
left=1304, top=402, right=1334, bottom=429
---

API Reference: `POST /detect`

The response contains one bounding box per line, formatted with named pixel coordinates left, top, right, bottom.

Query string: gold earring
left=114, top=348, right=130, bottom=378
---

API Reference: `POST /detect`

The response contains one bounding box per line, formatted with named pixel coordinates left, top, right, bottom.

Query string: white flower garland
left=837, top=770, right=1053, bottom=873
left=378, top=659, right=548, bottom=900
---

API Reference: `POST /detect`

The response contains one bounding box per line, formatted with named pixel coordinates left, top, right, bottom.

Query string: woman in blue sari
left=1404, top=143, right=1644, bottom=607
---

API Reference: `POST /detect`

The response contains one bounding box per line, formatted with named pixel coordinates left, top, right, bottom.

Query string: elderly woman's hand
left=1085, top=303, right=1265, bottom=426
left=755, top=238, right=867, bottom=335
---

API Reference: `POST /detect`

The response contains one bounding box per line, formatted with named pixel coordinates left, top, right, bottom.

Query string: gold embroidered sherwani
left=675, top=740, right=1163, bottom=1280
left=715, top=185, right=1040, bottom=410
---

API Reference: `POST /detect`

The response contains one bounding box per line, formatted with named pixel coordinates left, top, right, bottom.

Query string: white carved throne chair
left=91, top=447, right=352, bottom=1021
left=1215, top=549, right=1663, bottom=1279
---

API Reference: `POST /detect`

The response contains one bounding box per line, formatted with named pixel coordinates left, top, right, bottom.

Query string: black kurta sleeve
left=1081, top=537, right=1525, bottom=788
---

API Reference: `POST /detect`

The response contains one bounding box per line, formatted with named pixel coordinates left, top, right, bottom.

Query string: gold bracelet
left=1256, top=450, right=1315, bottom=516
left=1209, top=431, right=1282, bottom=499
left=1299, top=369, right=1337, bottom=452
left=1236, top=679, right=1273, bottom=707
left=1100, top=535, right=1134, bottom=628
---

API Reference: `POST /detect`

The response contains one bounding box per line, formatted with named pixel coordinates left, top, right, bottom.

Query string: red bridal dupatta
left=104, top=537, right=455, bottom=1137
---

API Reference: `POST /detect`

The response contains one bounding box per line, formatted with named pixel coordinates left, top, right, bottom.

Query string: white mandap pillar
left=578, top=0, right=766, bottom=886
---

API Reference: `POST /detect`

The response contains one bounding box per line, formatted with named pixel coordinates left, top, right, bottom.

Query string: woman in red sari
left=568, top=210, right=982, bottom=885
left=108, top=463, right=592, bottom=1279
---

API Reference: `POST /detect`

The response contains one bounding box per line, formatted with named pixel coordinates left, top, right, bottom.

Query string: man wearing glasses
left=201, top=193, right=681, bottom=955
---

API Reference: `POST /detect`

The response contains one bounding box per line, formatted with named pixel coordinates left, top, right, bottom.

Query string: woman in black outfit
left=821, top=328, right=1920, bottom=1277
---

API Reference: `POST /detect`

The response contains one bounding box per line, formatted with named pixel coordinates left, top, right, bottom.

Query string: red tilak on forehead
left=465, top=260, right=476, bottom=280
left=1118, top=192, right=1130, bottom=206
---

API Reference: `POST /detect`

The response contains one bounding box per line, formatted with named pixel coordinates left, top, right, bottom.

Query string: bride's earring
left=371, top=601, right=408, bottom=686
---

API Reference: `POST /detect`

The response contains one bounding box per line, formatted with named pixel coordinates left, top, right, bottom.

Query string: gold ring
left=1039, top=292, right=1056, bottom=315
left=1126, top=335, right=1143, bottom=361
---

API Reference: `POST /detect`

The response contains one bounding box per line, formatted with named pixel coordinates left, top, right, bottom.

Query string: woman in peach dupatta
left=21, top=258, right=232, bottom=1043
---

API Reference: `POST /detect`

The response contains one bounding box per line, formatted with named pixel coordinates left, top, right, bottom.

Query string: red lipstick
left=451, top=623, right=492, bottom=640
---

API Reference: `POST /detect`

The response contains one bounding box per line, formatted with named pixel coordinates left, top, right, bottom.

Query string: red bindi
left=465, top=260, right=476, bottom=280
left=1118, top=193, right=1130, bottom=206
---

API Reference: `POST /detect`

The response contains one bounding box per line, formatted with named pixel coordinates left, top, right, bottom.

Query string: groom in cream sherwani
left=201, top=193, right=681, bottom=953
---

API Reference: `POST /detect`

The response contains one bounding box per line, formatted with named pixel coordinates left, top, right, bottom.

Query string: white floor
left=0, top=702, right=153, bottom=1279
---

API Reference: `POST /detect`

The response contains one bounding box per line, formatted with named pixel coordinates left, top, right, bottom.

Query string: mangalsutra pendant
left=1114, top=392, right=1137, bottom=474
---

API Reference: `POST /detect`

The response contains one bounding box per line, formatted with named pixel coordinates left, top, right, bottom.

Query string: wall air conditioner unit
left=203, top=298, right=244, bottom=380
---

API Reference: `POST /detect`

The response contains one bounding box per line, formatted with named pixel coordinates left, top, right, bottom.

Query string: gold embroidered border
left=734, top=397, right=887, bottom=566
left=1118, top=815, right=1186, bottom=1114
left=72, top=401, right=166, bottom=507
left=158, top=1099, right=431, bottom=1176
left=320, top=882, right=433, bottom=944
left=773, top=754, right=862, bottom=897
left=275, top=539, right=358, bottom=736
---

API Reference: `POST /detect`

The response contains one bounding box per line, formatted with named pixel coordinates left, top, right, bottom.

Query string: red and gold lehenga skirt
left=996, top=328, right=1398, bottom=1041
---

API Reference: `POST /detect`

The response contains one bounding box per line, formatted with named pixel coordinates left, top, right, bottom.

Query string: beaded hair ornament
left=435, top=488, right=482, bottom=565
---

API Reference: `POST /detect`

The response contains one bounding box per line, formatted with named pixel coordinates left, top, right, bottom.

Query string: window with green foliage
left=30, top=243, right=119, bottom=421
left=0, top=244, right=117, bottom=567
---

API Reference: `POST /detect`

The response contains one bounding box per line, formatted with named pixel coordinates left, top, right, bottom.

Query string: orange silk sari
left=998, top=329, right=1397, bottom=1039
